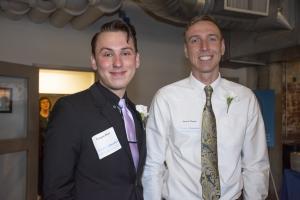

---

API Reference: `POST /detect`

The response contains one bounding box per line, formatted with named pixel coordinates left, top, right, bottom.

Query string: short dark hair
left=184, top=15, right=223, bottom=42
left=91, top=19, right=138, bottom=56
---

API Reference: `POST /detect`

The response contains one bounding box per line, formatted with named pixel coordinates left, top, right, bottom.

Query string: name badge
left=92, top=127, right=121, bottom=159
left=179, top=119, right=200, bottom=129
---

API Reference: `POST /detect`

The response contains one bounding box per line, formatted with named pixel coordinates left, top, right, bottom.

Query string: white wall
left=0, top=1, right=188, bottom=106
left=0, top=15, right=92, bottom=68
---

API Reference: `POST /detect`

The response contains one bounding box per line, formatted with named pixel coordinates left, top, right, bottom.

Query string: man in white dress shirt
left=142, top=15, right=270, bottom=200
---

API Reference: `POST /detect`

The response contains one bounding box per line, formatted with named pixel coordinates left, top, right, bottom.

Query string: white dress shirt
left=142, top=73, right=270, bottom=200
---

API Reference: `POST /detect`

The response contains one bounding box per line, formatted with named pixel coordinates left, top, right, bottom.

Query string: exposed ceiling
left=0, top=0, right=299, bottom=66
left=0, top=0, right=123, bottom=29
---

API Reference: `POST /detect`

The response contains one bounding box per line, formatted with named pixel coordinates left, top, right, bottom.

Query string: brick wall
left=283, top=62, right=300, bottom=142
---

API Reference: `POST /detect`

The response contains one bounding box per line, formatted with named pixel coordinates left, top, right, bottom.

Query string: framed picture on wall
left=0, top=87, right=12, bottom=113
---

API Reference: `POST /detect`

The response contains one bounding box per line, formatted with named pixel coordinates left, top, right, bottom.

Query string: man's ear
left=184, top=43, right=189, bottom=58
left=136, top=53, right=140, bottom=69
left=90, top=55, right=97, bottom=71
left=221, top=39, right=225, bottom=56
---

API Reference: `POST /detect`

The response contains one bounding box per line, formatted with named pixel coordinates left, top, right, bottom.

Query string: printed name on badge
left=92, top=127, right=121, bottom=159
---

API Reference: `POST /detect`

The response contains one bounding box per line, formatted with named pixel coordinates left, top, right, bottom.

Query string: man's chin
left=109, top=82, right=129, bottom=91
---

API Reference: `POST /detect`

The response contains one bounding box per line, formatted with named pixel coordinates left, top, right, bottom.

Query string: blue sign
left=254, top=90, right=275, bottom=148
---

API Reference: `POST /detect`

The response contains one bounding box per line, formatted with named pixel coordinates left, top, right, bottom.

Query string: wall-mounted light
left=39, top=69, right=95, bottom=94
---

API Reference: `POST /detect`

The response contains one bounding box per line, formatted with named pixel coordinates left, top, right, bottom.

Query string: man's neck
left=191, top=71, right=219, bottom=85
left=98, top=81, right=126, bottom=99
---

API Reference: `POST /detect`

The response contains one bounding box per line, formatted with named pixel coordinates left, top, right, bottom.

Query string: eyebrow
left=207, top=33, right=220, bottom=38
left=188, top=33, right=221, bottom=40
left=99, top=47, right=135, bottom=52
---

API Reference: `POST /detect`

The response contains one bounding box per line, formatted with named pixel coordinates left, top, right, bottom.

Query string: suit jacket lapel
left=89, top=84, right=133, bottom=164
left=135, top=117, right=145, bottom=173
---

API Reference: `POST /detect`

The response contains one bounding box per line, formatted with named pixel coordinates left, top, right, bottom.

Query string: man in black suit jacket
left=43, top=19, right=146, bottom=200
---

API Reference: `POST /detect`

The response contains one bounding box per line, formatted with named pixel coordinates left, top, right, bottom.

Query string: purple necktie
left=119, top=99, right=139, bottom=170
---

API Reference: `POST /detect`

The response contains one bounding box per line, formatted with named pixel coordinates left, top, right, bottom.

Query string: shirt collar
left=96, top=82, right=121, bottom=105
left=189, top=72, right=221, bottom=91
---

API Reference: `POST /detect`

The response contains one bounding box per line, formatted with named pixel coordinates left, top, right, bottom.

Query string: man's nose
left=113, top=55, right=122, bottom=67
left=200, top=40, right=208, bottom=50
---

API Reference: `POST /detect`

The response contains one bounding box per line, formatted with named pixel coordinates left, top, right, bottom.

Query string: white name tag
left=179, top=119, right=200, bottom=129
left=92, top=127, right=121, bottom=159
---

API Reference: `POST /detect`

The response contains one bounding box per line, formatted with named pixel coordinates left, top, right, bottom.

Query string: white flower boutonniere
left=225, top=92, right=238, bottom=113
left=136, top=104, right=149, bottom=125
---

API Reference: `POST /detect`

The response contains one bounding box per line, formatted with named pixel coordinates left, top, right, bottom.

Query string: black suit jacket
left=43, top=83, right=146, bottom=200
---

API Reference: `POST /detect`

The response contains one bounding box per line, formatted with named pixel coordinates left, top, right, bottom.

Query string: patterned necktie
left=119, top=99, right=139, bottom=170
left=200, top=86, right=221, bottom=200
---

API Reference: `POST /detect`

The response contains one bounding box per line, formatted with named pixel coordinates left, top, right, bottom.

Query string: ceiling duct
left=135, top=0, right=213, bottom=25
left=137, top=0, right=293, bottom=31
left=71, top=0, right=122, bottom=30
left=0, top=0, right=122, bottom=29
left=0, top=0, right=30, bottom=20
left=28, top=0, right=56, bottom=23
left=0, top=0, right=294, bottom=32
left=50, top=0, right=89, bottom=28
left=217, top=0, right=269, bottom=17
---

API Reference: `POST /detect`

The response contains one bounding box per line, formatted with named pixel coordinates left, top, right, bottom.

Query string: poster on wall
left=254, top=89, right=275, bottom=148
left=0, top=87, right=12, bottom=113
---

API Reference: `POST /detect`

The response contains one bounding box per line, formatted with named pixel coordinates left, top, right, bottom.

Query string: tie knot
left=204, top=85, right=213, bottom=99
left=118, top=99, right=126, bottom=109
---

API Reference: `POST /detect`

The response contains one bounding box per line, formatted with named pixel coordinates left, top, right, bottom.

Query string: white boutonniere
left=136, top=104, right=149, bottom=126
left=225, top=92, right=238, bottom=113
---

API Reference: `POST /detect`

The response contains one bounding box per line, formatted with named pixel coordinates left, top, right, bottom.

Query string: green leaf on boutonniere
left=226, top=96, right=234, bottom=113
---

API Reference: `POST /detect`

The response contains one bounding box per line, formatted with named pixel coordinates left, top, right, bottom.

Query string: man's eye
left=190, top=38, right=200, bottom=44
left=121, top=51, right=132, bottom=56
left=103, top=52, right=113, bottom=57
left=208, top=36, right=218, bottom=42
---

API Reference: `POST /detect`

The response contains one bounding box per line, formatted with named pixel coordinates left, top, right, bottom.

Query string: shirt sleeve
left=142, top=91, right=170, bottom=200
left=43, top=98, right=81, bottom=200
left=242, top=93, right=270, bottom=200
